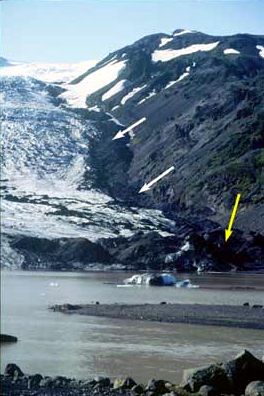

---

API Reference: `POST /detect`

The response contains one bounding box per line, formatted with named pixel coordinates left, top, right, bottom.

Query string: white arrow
left=139, top=166, right=175, bottom=193
left=112, top=117, right=146, bottom=140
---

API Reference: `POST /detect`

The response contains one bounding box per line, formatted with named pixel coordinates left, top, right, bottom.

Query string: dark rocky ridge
left=85, top=31, right=264, bottom=234
left=4, top=220, right=264, bottom=271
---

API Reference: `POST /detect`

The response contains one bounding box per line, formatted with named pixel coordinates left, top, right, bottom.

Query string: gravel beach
left=50, top=303, right=264, bottom=330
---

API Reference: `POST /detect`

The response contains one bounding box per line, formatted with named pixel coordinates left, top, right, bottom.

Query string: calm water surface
left=1, top=270, right=264, bottom=383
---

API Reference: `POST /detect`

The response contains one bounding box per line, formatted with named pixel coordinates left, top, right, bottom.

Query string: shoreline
left=2, top=350, right=264, bottom=395
left=50, top=303, right=264, bottom=330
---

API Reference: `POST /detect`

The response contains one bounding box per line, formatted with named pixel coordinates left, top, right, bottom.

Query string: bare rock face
left=181, top=364, right=232, bottom=393
left=221, top=350, right=264, bottom=393
left=181, top=350, right=264, bottom=394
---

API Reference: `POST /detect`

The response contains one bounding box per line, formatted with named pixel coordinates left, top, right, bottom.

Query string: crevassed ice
left=102, top=79, right=127, bottom=101
left=0, top=60, right=97, bottom=83
left=61, top=59, right=127, bottom=108
left=223, top=48, right=240, bottom=55
left=120, top=84, right=147, bottom=105
left=1, top=75, right=174, bottom=243
left=152, top=41, right=220, bottom=62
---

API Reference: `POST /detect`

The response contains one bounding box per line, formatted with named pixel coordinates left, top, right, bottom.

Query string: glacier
left=0, top=73, right=175, bottom=267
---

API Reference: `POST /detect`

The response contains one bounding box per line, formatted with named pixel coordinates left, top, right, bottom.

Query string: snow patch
left=224, top=48, right=240, bottom=55
left=88, top=105, right=101, bottom=112
left=165, top=80, right=177, bottom=89
left=165, top=65, right=191, bottom=89
left=256, top=45, right=264, bottom=58
left=173, top=29, right=194, bottom=37
left=159, top=37, right=173, bottom=48
left=106, top=112, right=124, bottom=127
left=152, top=41, right=220, bottom=62
left=102, top=79, right=127, bottom=101
left=112, top=117, right=146, bottom=140
left=120, top=84, right=147, bottom=105
left=137, top=91, right=156, bottom=105
left=61, top=59, right=127, bottom=108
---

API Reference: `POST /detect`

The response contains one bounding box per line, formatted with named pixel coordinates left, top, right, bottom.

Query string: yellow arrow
left=225, top=193, right=241, bottom=242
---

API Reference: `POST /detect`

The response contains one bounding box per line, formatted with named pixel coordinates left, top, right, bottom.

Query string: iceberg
left=122, top=273, right=198, bottom=288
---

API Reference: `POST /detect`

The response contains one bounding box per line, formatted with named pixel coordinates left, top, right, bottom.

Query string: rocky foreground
left=1, top=350, right=264, bottom=395
left=50, top=303, right=264, bottom=330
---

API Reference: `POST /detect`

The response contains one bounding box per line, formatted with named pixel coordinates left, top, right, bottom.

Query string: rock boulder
left=245, top=381, right=264, bottom=396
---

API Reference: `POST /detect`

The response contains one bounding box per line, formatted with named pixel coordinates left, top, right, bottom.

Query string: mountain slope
left=65, top=30, right=264, bottom=234
left=1, top=29, right=263, bottom=271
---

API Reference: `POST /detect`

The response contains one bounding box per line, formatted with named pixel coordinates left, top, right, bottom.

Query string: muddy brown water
left=1, top=270, right=264, bottom=383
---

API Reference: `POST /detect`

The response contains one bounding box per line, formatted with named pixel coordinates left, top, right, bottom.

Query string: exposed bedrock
left=3, top=221, right=263, bottom=271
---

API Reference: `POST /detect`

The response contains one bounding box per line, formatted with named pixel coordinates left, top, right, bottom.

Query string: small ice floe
left=117, top=284, right=134, bottom=288
left=49, top=282, right=59, bottom=287
left=175, top=279, right=199, bottom=288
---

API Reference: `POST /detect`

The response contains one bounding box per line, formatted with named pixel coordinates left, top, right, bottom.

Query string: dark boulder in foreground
left=4, top=363, right=23, bottom=378
left=181, top=350, right=264, bottom=394
left=245, top=381, right=264, bottom=396
left=0, top=334, right=18, bottom=343
left=1, top=350, right=264, bottom=395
